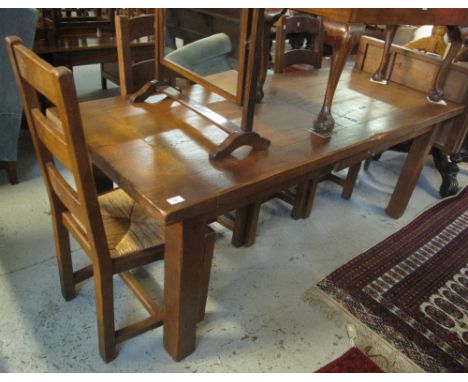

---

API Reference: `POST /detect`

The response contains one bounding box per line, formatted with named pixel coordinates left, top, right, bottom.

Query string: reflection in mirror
left=163, top=9, right=244, bottom=98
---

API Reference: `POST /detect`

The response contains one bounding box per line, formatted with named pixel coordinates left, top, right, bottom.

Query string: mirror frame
left=156, top=8, right=249, bottom=105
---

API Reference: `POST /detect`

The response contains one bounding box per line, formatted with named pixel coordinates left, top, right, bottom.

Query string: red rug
left=318, top=187, right=468, bottom=372
left=316, top=347, right=383, bottom=373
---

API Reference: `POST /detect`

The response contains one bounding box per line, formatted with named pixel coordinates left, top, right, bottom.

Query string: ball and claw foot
left=427, top=89, right=447, bottom=105
left=370, top=71, right=388, bottom=85
left=439, top=162, right=459, bottom=198
left=432, top=149, right=460, bottom=198
left=312, top=111, right=335, bottom=137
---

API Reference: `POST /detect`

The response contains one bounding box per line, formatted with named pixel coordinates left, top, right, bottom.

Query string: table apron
left=167, top=122, right=443, bottom=225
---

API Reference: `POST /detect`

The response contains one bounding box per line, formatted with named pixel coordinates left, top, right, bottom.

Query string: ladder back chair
left=6, top=36, right=216, bottom=363
left=115, top=13, right=156, bottom=95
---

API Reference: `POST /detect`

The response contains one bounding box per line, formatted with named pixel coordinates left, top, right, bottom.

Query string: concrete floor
left=0, top=64, right=466, bottom=372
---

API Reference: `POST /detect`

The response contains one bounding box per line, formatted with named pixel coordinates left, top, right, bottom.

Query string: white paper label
left=166, top=195, right=185, bottom=205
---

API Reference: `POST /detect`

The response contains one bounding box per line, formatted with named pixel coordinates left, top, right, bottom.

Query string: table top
left=33, top=34, right=154, bottom=54
left=296, top=8, right=468, bottom=25
left=77, top=65, right=464, bottom=225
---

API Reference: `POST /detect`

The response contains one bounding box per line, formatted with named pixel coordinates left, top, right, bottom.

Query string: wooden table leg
left=313, top=21, right=364, bottom=135
left=386, top=127, right=440, bottom=219
left=371, top=25, right=398, bottom=84
left=427, top=26, right=462, bottom=104
left=163, top=217, right=208, bottom=361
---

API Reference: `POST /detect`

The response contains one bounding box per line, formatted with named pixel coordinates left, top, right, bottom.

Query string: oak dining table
left=72, top=62, right=464, bottom=361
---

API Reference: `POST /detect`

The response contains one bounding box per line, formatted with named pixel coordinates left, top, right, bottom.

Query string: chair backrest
left=5, top=36, right=109, bottom=261
left=274, top=14, right=323, bottom=73
left=115, top=14, right=155, bottom=95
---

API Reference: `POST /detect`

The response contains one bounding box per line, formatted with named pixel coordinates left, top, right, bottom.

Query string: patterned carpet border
left=316, top=186, right=468, bottom=373
left=305, top=285, right=424, bottom=372
left=316, top=347, right=383, bottom=373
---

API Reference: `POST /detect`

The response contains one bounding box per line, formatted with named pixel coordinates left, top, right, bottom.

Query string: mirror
left=159, top=9, right=248, bottom=104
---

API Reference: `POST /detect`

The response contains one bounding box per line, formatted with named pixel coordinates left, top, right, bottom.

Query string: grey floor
left=0, top=64, right=466, bottom=372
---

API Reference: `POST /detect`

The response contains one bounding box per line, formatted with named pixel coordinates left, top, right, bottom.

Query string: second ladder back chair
left=6, top=35, right=215, bottom=363
left=115, top=13, right=156, bottom=95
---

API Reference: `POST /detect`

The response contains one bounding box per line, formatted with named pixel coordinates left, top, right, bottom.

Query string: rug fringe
left=304, top=286, right=424, bottom=373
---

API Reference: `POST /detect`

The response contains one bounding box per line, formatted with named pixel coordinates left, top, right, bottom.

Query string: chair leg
left=1, top=161, right=19, bottom=185
left=93, top=264, right=117, bottom=363
left=198, top=227, right=216, bottom=322
left=243, top=202, right=262, bottom=247
left=364, top=153, right=382, bottom=171
left=292, top=178, right=319, bottom=219
left=51, top=204, right=76, bottom=301
left=292, top=181, right=309, bottom=219
left=100, top=64, right=108, bottom=90
left=363, top=158, right=371, bottom=171
left=231, top=202, right=262, bottom=248
left=301, top=178, right=320, bottom=218
left=231, top=207, right=248, bottom=247
left=101, top=76, right=108, bottom=90
left=341, top=162, right=361, bottom=200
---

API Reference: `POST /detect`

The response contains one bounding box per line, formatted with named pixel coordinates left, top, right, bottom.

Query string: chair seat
left=98, top=188, right=164, bottom=258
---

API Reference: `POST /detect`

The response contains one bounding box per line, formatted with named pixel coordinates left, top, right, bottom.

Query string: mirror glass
left=162, top=9, right=245, bottom=100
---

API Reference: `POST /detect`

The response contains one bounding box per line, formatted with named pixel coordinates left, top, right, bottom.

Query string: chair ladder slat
left=47, top=163, right=86, bottom=226
left=62, top=211, right=92, bottom=255
left=33, top=109, right=73, bottom=169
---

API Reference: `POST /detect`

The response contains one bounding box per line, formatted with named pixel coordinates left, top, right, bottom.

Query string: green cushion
left=166, top=33, right=233, bottom=76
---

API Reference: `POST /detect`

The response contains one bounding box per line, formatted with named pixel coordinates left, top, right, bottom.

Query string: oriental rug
left=316, top=347, right=383, bottom=373
left=315, top=186, right=468, bottom=372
